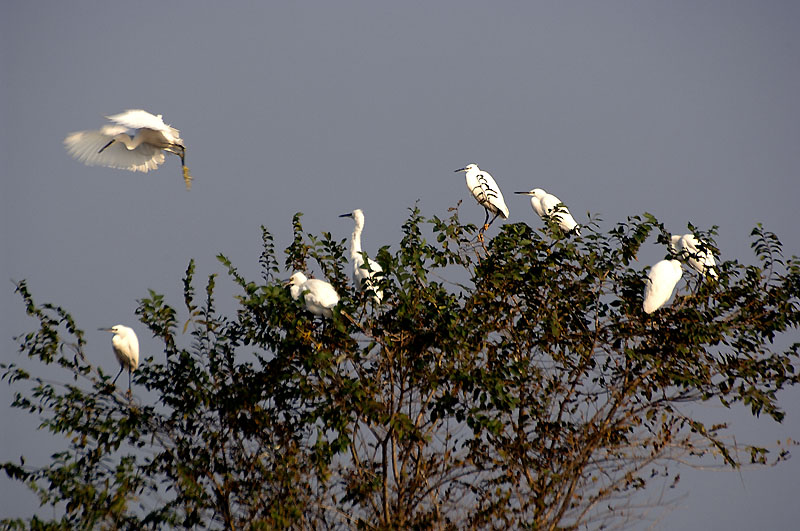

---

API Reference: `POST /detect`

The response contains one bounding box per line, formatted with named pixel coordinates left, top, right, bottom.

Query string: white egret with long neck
left=340, top=209, right=383, bottom=303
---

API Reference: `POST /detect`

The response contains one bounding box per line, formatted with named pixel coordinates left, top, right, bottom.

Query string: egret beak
left=98, top=139, right=115, bottom=153
left=514, top=191, right=533, bottom=195
left=339, top=213, right=353, bottom=218
left=98, top=327, right=113, bottom=332
left=454, top=167, right=468, bottom=173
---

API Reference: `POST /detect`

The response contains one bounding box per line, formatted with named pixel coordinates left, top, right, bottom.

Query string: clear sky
left=2, top=2, right=799, bottom=528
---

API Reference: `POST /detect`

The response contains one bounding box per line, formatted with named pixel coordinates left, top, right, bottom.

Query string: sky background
left=2, top=1, right=800, bottom=528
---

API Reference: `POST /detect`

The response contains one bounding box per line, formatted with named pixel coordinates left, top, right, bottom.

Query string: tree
left=3, top=208, right=799, bottom=529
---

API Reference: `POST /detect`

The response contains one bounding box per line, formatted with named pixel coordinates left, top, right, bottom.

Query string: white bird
left=454, top=164, right=509, bottom=235
left=65, top=110, right=190, bottom=187
left=99, top=324, right=139, bottom=394
left=286, top=272, right=340, bottom=319
left=339, top=209, right=383, bottom=303
left=514, top=188, right=579, bottom=234
left=642, top=260, right=683, bottom=314
left=670, top=234, right=717, bottom=278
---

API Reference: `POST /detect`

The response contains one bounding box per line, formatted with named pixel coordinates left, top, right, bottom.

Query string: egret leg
left=168, top=145, right=186, bottom=167
left=480, top=208, right=491, bottom=233
left=486, top=211, right=501, bottom=230
left=98, top=139, right=115, bottom=153
left=127, top=369, right=132, bottom=398
left=112, top=366, right=124, bottom=385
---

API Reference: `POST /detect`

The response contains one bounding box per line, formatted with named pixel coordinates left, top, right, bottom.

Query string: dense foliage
left=3, top=208, right=799, bottom=529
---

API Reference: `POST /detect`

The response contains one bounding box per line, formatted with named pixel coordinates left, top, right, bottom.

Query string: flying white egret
left=339, top=209, right=383, bottom=303
left=99, top=324, right=139, bottom=394
left=514, top=188, right=580, bottom=234
left=286, top=272, right=340, bottom=319
left=454, top=164, right=509, bottom=235
left=642, top=260, right=683, bottom=314
left=64, top=109, right=191, bottom=189
left=670, top=234, right=717, bottom=278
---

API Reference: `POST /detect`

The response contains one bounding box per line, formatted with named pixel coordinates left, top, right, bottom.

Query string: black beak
left=98, top=139, right=115, bottom=153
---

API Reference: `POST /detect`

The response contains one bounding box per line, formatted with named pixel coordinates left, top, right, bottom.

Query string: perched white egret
left=454, top=164, right=509, bottom=235
left=514, top=188, right=580, bottom=234
left=670, top=234, right=717, bottom=278
left=642, top=260, right=683, bottom=314
left=64, top=109, right=191, bottom=188
left=339, top=209, right=383, bottom=303
left=99, top=325, right=139, bottom=394
left=286, top=272, right=340, bottom=319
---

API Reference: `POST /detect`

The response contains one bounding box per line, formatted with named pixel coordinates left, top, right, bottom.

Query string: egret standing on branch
left=670, top=234, right=717, bottom=278
left=454, top=164, right=509, bottom=237
left=286, top=272, right=340, bottom=319
left=340, top=209, right=383, bottom=303
left=99, top=325, right=139, bottom=395
left=64, top=109, right=192, bottom=190
left=642, top=260, right=683, bottom=314
left=515, top=188, right=580, bottom=234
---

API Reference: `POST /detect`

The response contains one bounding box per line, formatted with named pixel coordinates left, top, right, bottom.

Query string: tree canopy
left=3, top=208, right=799, bottom=529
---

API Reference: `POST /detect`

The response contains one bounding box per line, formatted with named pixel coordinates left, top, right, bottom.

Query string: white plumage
left=340, top=209, right=383, bottom=303
left=64, top=109, right=186, bottom=174
left=100, top=324, right=139, bottom=393
left=642, top=260, right=683, bottom=314
left=515, top=188, right=579, bottom=234
left=454, top=164, right=509, bottom=232
left=287, top=272, right=340, bottom=319
left=670, top=234, right=717, bottom=278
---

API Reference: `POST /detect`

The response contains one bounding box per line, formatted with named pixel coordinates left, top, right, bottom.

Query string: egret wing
left=304, top=279, right=340, bottom=309
left=539, top=193, right=564, bottom=216
left=64, top=128, right=165, bottom=172
left=474, top=171, right=509, bottom=218
left=681, top=235, right=717, bottom=276
left=107, top=109, right=181, bottom=142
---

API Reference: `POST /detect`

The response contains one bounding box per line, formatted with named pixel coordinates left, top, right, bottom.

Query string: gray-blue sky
left=2, top=2, right=799, bottom=528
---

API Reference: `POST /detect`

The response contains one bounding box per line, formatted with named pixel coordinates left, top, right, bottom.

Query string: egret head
left=339, top=209, right=364, bottom=225
left=286, top=271, right=308, bottom=287
left=454, top=163, right=478, bottom=173
left=514, top=188, right=546, bottom=198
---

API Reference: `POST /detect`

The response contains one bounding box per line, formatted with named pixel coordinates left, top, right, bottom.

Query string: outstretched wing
left=64, top=127, right=165, bottom=173
left=106, top=109, right=181, bottom=142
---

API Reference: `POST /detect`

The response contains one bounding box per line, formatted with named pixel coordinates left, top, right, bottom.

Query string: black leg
left=112, top=366, right=124, bottom=385
left=486, top=211, right=501, bottom=229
